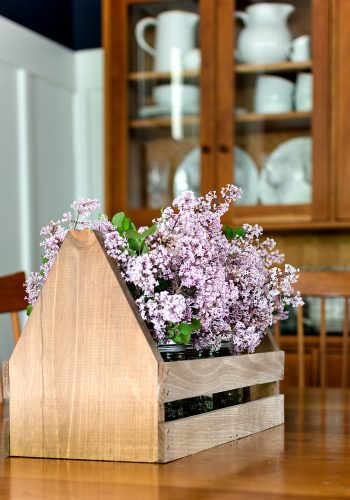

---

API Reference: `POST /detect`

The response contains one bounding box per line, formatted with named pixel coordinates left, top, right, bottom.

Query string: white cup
left=295, top=73, right=313, bottom=111
left=254, top=75, right=294, bottom=114
left=290, top=35, right=311, bottom=62
left=152, top=84, right=199, bottom=108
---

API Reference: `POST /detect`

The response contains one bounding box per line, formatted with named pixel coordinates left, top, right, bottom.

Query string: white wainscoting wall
left=0, top=16, right=103, bottom=361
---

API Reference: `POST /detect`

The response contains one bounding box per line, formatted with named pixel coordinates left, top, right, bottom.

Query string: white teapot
left=235, top=3, right=295, bottom=64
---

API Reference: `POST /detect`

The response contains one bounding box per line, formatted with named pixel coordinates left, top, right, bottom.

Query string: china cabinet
left=103, top=0, right=337, bottom=230
left=103, top=0, right=350, bottom=387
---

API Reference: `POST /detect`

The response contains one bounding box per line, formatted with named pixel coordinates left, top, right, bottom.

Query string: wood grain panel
left=103, top=0, right=128, bottom=217
left=163, top=350, right=284, bottom=402
left=216, top=0, right=234, bottom=192
left=199, top=0, right=216, bottom=194
left=9, top=230, right=160, bottom=462
left=159, top=395, right=284, bottom=462
left=311, top=0, right=331, bottom=221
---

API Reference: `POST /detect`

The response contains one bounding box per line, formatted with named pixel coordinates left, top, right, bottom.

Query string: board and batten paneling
left=0, top=15, right=103, bottom=362
left=29, top=76, right=75, bottom=248
left=0, top=62, right=22, bottom=360
left=74, top=49, right=104, bottom=206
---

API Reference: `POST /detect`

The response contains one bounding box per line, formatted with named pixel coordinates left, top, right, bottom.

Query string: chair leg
left=320, top=298, right=327, bottom=389
left=342, top=298, right=349, bottom=388
left=297, top=306, right=305, bottom=388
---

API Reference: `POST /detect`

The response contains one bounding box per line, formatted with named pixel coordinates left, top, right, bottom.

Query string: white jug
left=235, top=3, right=295, bottom=64
left=135, top=10, right=199, bottom=72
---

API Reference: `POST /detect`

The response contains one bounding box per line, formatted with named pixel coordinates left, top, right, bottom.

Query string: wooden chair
left=0, top=272, right=26, bottom=402
left=274, top=271, right=350, bottom=389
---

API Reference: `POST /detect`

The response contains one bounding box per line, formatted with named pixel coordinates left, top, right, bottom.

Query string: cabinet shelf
left=236, top=111, right=311, bottom=123
left=128, top=70, right=199, bottom=82
left=235, top=61, right=312, bottom=74
left=129, top=116, right=199, bottom=128
left=127, top=61, right=311, bottom=81
left=129, top=112, right=310, bottom=128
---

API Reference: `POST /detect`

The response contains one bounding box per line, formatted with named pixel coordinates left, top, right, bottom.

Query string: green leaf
left=223, top=224, right=234, bottom=240
left=140, top=224, right=157, bottom=239
left=122, top=217, right=131, bottom=232
left=128, top=238, right=139, bottom=252
left=128, top=249, right=137, bottom=256
left=126, top=229, right=141, bottom=240
left=112, top=212, right=126, bottom=229
left=41, top=256, right=49, bottom=264
left=191, top=318, right=201, bottom=330
left=178, top=323, right=192, bottom=344
left=172, top=333, right=183, bottom=344
left=130, top=222, right=137, bottom=231
left=232, top=226, right=245, bottom=239
left=26, top=304, right=33, bottom=316
left=223, top=224, right=245, bottom=240
left=178, top=323, right=192, bottom=336
left=141, top=245, right=150, bottom=255
left=180, top=330, right=192, bottom=344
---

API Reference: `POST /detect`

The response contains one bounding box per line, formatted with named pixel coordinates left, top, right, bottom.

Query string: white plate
left=138, top=104, right=199, bottom=118
left=173, top=146, right=259, bottom=206
left=260, top=137, right=312, bottom=205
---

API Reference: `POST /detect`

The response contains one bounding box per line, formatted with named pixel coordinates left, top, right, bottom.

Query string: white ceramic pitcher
left=235, top=3, right=295, bottom=64
left=135, top=10, right=199, bottom=72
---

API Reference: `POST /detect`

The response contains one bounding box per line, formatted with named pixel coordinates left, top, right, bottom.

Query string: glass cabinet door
left=105, top=0, right=329, bottom=227
left=125, top=1, right=213, bottom=213
left=234, top=0, right=312, bottom=208
left=214, top=0, right=329, bottom=227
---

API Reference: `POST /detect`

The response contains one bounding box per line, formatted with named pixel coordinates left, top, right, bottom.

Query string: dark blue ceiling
left=0, top=0, right=101, bottom=50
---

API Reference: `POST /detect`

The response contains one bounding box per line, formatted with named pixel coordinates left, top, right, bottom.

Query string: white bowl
left=152, top=84, right=199, bottom=108
left=254, top=75, right=294, bottom=114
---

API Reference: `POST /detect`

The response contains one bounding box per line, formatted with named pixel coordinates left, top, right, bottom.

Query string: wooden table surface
left=1, top=388, right=350, bottom=499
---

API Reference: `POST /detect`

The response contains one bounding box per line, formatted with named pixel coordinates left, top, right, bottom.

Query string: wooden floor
left=1, top=388, right=350, bottom=499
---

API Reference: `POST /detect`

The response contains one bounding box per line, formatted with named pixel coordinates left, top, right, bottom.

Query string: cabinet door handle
left=219, top=144, right=230, bottom=153
left=201, top=145, right=211, bottom=154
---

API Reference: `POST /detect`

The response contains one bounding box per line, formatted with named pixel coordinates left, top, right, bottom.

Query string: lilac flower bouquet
left=25, top=186, right=302, bottom=353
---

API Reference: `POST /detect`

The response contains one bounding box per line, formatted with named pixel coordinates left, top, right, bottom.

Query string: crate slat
left=162, top=351, right=284, bottom=402
left=159, top=395, right=284, bottom=462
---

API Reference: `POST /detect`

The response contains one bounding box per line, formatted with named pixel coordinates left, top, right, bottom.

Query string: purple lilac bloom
left=25, top=187, right=303, bottom=353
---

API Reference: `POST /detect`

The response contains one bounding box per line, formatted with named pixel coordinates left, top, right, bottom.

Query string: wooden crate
left=8, top=230, right=284, bottom=463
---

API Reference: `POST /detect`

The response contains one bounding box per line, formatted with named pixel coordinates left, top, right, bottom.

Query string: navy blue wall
left=0, top=0, right=101, bottom=50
